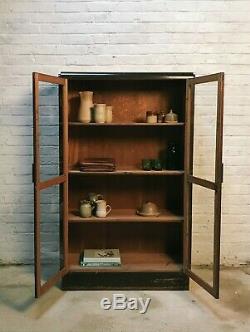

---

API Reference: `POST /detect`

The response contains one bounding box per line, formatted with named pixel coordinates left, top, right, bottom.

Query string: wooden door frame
left=33, top=72, right=68, bottom=297
left=184, top=72, right=224, bottom=298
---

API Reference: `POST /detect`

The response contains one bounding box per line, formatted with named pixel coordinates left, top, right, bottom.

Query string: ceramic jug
left=78, top=91, right=93, bottom=123
left=88, top=193, right=104, bottom=205
left=165, top=109, right=178, bottom=123
left=79, top=200, right=93, bottom=218
left=96, top=199, right=112, bottom=218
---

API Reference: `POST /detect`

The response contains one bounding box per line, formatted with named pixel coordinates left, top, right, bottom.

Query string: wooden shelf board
left=69, top=252, right=182, bottom=273
left=68, top=209, right=183, bottom=223
left=69, top=169, right=184, bottom=176
left=69, top=122, right=184, bottom=127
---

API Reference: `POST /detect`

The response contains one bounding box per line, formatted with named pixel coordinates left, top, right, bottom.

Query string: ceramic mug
left=146, top=111, right=157, bottom=124
left=94, top=104, right=106, bottom=123
left=96, top=199, right=111, bottom=217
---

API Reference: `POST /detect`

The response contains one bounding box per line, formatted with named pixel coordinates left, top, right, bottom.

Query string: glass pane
left=193, top=81, right=218, bottom=182
left=39, top=82, right=62, bottom=181
left=40, top=184, right=64, bottom=286
left=191, top=184, right=214, bottom=287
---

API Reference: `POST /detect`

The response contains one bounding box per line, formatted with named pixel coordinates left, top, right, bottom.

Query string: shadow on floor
left=190, top=267, right=250, bottom=320
left=0, top=265, right=35, bottom=311
left=0, top=264, right=67, bottom=317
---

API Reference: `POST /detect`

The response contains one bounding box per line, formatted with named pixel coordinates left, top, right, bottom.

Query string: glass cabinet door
left=184, top=73, right=224, bottom=298
left=33, top=72, right=68, bottom=297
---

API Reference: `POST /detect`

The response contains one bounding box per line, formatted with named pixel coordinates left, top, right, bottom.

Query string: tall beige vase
left=78, top=91, right=93, bottom=123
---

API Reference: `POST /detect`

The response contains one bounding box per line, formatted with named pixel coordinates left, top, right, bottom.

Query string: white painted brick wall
left=0, top=0, right=250, bottom=266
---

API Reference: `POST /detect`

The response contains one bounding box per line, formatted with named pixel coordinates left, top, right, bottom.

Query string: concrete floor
left=0, top=266, right=249, bottom=332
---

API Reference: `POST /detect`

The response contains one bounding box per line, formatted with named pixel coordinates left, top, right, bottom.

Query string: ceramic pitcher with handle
left=96, top=199, right=112, bottom=218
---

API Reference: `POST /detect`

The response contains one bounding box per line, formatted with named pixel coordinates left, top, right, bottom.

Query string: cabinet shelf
left=69, top=252, right=182, bottom=273
left=69, top=169, right=184, bottom=176
left=69, top=122, right=184, bottom=127
left=68, top=209, right=183, bottom=223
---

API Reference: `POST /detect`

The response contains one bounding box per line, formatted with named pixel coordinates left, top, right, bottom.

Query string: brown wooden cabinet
left=33, top=72, right=224, bottom=298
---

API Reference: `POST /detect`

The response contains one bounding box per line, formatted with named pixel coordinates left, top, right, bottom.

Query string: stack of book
left=80, top=249, right=121, bottom=267
left=79, top=158, right=116, bottom=172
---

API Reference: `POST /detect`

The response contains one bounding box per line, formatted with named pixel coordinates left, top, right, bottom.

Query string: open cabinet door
left=33, top=72, right=68, bottom=297
left=184, top=73, right=224, bottom=298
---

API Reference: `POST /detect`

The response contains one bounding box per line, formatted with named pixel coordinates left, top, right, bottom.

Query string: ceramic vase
left=94, top=104, right=106, bottom=123
left=105, top=106, right=113, bottom=123
left=78, top=91, right=93, bottom=123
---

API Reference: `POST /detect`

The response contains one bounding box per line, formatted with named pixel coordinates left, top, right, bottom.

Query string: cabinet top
left=59, top=72, right=195, bottom=80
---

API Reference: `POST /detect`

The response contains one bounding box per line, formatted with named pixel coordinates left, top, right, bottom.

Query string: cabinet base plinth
left=61, top=272, right=189, bottom=290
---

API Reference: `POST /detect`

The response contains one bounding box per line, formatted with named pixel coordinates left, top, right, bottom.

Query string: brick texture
left=0, top=0, right=250, bottom=266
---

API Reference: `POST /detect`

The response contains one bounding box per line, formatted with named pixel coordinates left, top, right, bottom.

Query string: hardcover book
left=80, top=249, right=121, bottom=267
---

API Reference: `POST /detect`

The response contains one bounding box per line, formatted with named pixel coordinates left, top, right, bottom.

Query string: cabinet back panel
left=68, top=80, right=186, bottom=123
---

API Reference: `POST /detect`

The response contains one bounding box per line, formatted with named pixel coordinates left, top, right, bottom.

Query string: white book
left=82, top=249, right=121, bottom=264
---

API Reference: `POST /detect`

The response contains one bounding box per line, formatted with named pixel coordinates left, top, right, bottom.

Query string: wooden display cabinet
left=33, top=72, right=224, bottom=298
